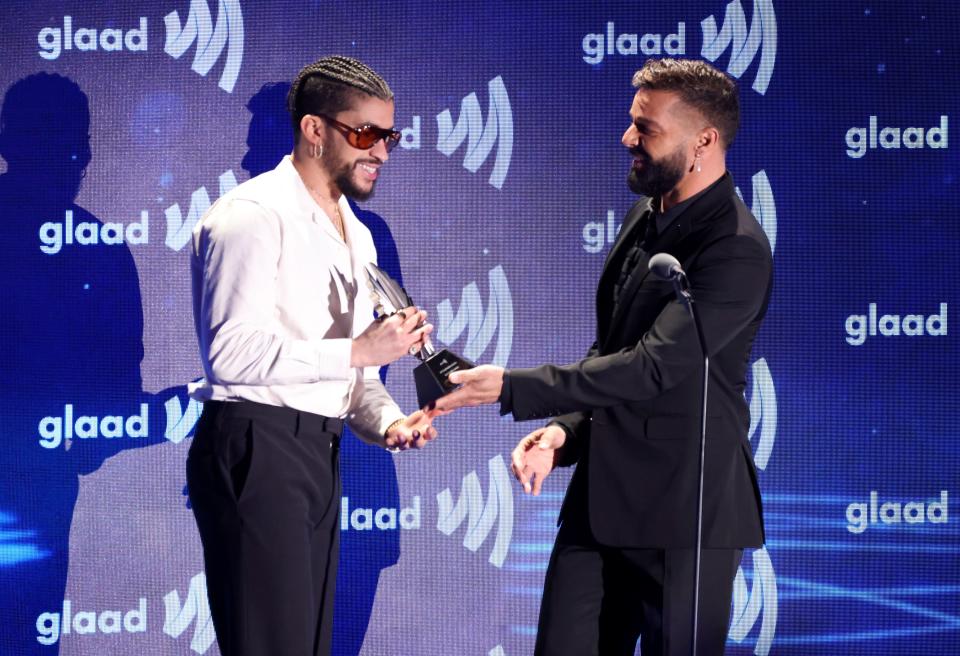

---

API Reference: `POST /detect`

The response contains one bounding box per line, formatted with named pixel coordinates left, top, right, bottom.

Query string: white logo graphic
left=37, top=16, right=148, bottom=61
left=735, top=170, right=777, bottom=254
left=163, top=573, right=217, bottom=654
left=701, top=0, right=777, bottom=95
left=846, top=491, right=949, bottom=535
left=844, top=303, right=948, bottom=346
left=581, top=210, right=622, bottom=254
left=38, top=404, right=148, bottom=450
left=165, top=169, right=238, bottom=251
left=581, top=1, right=777, bottom=95
left=36, top=599, right=146, bottom=646
left=164, top=0, right=244, bottom=93
left=435, top=266, right=513, bottom=367
left=845, top=115, right=949, bottom=159
left=436, top=455, right=514, bottom=568
left=436, top=76, right=513, bottom=189
left=746, top=358, right=776, bottom=471
left=582, top=22, right=686, bottom=64
left=39, top=210, right=149, bottom=255
left=340, top=496, right=421, bottom=531
left=729, top=547, right=777, bottom=656
left=164, top=396, right=203, bottom=444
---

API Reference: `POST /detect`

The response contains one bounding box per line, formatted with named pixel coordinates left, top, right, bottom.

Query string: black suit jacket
left=505, top=173, right=771, bottom=548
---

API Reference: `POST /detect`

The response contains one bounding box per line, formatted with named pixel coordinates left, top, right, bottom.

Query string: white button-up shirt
left=188, top=155, right=404, bottom=444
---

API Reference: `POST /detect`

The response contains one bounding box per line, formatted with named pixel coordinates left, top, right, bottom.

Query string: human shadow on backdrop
left=240, top=82, right=404, bottom=656
left=0, top=73, right=185, bottom=654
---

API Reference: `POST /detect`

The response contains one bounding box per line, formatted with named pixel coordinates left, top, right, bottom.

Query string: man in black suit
left=434, top=58, right=772, bottom=655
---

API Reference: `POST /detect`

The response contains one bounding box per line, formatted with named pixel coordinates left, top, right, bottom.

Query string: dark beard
left=627, top=144, right=686, bottom=197
left=333, top=162, right=377, bottom=201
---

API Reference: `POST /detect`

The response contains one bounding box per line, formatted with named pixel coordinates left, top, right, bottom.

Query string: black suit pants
left=187, top=400, right=343, bottom=656
left=535, top=499, right=742, bottom=656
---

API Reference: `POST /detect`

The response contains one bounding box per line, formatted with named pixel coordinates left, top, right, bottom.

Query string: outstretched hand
left=511, top=425, right=567, bottom=495
left=431, top=365, right=505, bottom=412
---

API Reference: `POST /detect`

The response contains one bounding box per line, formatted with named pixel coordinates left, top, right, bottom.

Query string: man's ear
left=299, top=114, right=323, bottom=145
left=698, top=125, right=721, bottom=151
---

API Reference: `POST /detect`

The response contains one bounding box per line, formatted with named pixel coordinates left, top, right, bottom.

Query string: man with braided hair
left=187, top=56, right=436, bottom=655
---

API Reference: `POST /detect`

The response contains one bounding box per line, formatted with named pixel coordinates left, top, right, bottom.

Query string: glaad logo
left=165, top=170, right=238, bottom=251
left=38, top=404, right=148, bottom=450
left=845, top=116, right=948, bottom=158
left=746, top=358, right=776, bottom=470
left=701, top=0, right=777, bottom=95
left=36, top=171, right=237, bottom=255
left=340, top=496, right=421, bottom=531
left=844, top=303, right=948, bottom=346
left=36, top=599, right=147, bottom=646
left=164, top=0, right=244, bottom=93
left=36, top=3, right=243, bottom=93
left=436, top=455, right=514, bottom=568
left=581, top=0, right=777, bottom=95
left=164, top=396, right=203, bottom=444
left=846, top=491, right=948, bottom=534
left=582, top=210, right=622, bottom=254
left=728, top=547, right=777, bottom=656
left=435, top=265, right=513, bottom=367
left=735, top=170, right=777, bottom=254
left=39, top=210, right=149, bottom=255
left=164, top=573, right=216, bottom=654
left=38, top=17, right=147, bottom=61
left=435, top=77, right=513, bottom=189
left=581, top=22, right=685, bottom=64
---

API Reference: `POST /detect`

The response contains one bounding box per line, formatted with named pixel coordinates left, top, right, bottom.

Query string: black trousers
left=535, top=499, right=742, bottom=656
left=187, top=400, right=343, bottom=656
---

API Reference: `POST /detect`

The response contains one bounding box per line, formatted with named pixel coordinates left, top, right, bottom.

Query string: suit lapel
left=596, top=173, right=736, bottom=347
left=603, top=178, right=720, bottom=335
left=601, top=199, right=650, bottom=277
left=596, top=199, right=651, bottom=345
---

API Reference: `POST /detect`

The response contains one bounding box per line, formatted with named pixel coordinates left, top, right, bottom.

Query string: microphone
left=649, top=250, right=708, bottom=656
left=648, top=252, right=684, bottom=281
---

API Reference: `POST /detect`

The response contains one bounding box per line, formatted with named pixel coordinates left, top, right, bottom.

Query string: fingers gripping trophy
left=364, top=263, right=474, bottom=407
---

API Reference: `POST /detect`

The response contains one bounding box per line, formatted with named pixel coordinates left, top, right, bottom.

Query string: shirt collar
left=653, top=172, right=728, bottom=234
left=276, top=154, right=357, bottom=237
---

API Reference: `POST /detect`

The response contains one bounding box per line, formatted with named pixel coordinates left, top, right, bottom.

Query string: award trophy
left=364, top=263, right=475, bottom=407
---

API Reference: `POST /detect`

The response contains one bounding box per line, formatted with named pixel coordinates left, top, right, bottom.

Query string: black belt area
left=201, top=399, right=344, bottom=438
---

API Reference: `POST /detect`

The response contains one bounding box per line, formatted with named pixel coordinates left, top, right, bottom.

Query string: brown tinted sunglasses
left=317, top=114, right=401, bottom=152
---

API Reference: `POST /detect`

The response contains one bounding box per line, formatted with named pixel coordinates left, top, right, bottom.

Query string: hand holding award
left=365, top=263, right=474, bottom=408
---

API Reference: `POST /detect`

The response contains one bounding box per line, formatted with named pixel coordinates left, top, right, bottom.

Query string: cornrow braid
left=287, top=55, right=393, bottom=139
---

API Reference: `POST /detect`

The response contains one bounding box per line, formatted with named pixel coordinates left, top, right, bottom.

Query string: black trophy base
left=414, top=349, right=475, bottom=408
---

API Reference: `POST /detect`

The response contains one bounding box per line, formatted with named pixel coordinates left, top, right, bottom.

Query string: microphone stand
left=672, top=272, right=709, bottom=656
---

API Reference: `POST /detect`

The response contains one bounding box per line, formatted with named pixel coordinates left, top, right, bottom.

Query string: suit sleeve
left=547, top=341, right=599, bottom=466
left=506, top=234, right=771, bottom=421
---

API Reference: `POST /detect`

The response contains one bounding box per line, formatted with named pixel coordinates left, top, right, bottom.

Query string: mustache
left=629, top=148, right=649, bottom=160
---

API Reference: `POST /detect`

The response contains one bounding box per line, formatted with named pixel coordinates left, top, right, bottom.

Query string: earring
left=694, top=152, right=702, bottom=173
left=313, top=142, right=324, bottom=159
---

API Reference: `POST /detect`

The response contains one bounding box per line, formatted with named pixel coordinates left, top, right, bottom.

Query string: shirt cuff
left=315, top=338, right=353, bottom=380
left=498, top=370, right=513, bottom=416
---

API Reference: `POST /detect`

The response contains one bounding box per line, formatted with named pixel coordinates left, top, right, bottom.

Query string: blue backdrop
left=0, top=1, right=957, bottom=654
